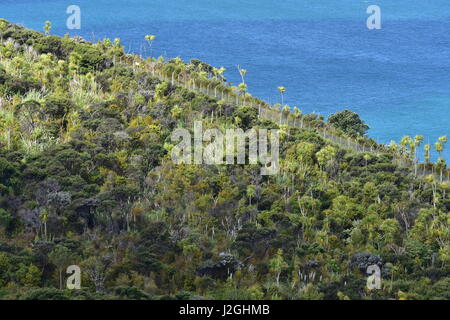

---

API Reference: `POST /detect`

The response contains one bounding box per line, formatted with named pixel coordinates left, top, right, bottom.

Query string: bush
left=114, top=286, right=150, bottom=300
left=72, top=44, right=107, bottom=74
left=2, top=27, right=41, bottom=46
left=31, top=36, right=66, bottom=58
left=20, top=288, right=69, bottom=300
left=233, top=106, right=257, bottom=130
left=44, top=96, right=73, bottom=120
left=328, top=109, right=370, bottom=137
left=0, top=76, right=40, bottom=96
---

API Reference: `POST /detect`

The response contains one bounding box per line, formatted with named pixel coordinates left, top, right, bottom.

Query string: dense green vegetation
left=0, top=20, right=448, bottom=300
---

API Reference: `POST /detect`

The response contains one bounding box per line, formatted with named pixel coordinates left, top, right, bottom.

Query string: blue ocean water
left=1, top=0, right=449, bottom=159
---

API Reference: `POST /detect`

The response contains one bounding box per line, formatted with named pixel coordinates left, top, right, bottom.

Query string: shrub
left=20, top=288, right=70, bottom=300
left=71, top=45, right=107, bottom=74
left=328, top=109, right=370, bottom=137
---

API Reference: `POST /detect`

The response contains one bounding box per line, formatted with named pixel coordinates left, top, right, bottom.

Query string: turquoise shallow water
left=1, top=0, right=449, bottom=160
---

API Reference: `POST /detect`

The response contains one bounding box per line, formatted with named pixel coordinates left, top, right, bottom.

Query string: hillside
left=0, top=20, right=448, bottom=300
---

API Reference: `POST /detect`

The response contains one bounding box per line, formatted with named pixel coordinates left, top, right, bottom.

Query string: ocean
left=1, top=0, right=449, bottom=160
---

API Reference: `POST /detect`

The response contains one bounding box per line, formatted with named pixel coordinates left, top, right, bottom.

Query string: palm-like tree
left=40, top=210, right=48, bottom=240
left=389, top=141, right=399, bottom=153
left=217, top=99, right=225, bottom=118
left=293, top=106, right=302, bottom=127
left=237, top=66, right=247, bottom=84
left=219, top=67, right=226, bottom=80
left=435, top=157, right=447, bottom=182
left=277, top=86, right=286, bottom=106
left=414, top=135, right=424, bottom=148
left=144, top=35, right=156, bottom=59
left=246, top=185, right=256, bottom=205
left=43, top=21, right=52, bottom=36
left=412, top=135, right=423, bottom=176
left=213, top=67, right=226, bottom=82
left=424, top=144, right=431, bottom=164
left=438, top=135, right=448, bottom=146
left=281, top=105, right=290, bottom=125
left=435, top=141, right=444, bottom=158
left=238, top=82, right=247, bottom=105
left=434, top=136, right=447, bottom=181
left=400, top=136, right=411, bottom=157
left=278, top=104, right=284, bottom=124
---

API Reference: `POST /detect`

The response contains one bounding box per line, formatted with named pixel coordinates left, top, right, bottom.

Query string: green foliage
left=328, top=109, right=370, bottom=137
left=233, top=106, right=257, bottom=130
left=20, top=288, right=69, bottom=300
left=16, top=264, right=41, bottom=287
left=70, top=45, right=107, bottom=74
left=0, top=19, right=448, bottom=300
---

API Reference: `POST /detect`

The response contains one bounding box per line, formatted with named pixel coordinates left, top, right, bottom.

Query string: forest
left=0, top=19, right=448, bottom=300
